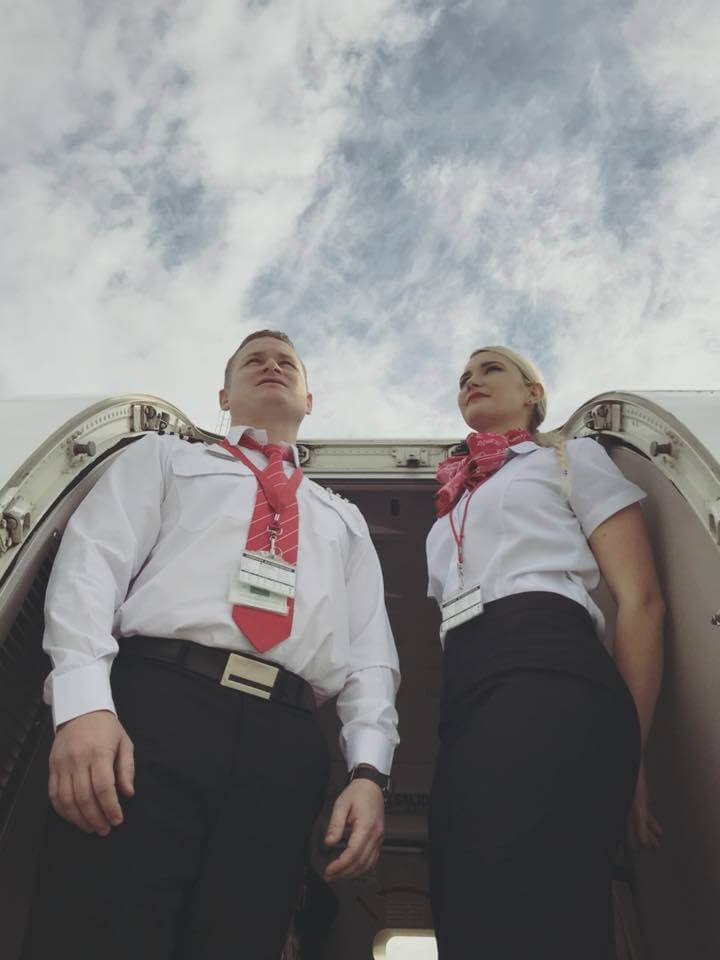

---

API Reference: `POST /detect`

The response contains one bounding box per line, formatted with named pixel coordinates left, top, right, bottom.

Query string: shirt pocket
left=300, top=485, right=358, bottom=552
left=167, top=455, right=255, bottom=532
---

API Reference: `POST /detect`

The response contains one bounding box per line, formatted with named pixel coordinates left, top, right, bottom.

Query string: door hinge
left=0, top=490, right=32, bottom=549
left=130, top=404, right=170, bottom=433
left=391, top=447, right=429, bottom=468
left=583, top=402, right=623, bottom=432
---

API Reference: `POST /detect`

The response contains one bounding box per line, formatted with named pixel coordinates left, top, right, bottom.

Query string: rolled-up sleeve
left=336, top=520, right=400, bottom=775
left=43, top=434, right=166, bottom=727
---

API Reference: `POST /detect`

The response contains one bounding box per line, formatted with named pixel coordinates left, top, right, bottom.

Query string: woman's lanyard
left=448, top=486, right=480, bottom=589
left=439, top=485, right=485, bottom=636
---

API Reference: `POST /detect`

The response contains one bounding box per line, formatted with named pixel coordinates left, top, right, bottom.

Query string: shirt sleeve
left=43, top=433, right=167, bottom=728
left=566, top=437, right=647, bottom=538
left=335, top=512, right=400, bottom=775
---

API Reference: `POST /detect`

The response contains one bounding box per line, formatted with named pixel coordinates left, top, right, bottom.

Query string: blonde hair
left=470, top=345, right=569, bottom=496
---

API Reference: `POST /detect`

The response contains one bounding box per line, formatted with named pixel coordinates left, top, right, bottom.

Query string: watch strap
left=347, top=765, right=391, bottom=796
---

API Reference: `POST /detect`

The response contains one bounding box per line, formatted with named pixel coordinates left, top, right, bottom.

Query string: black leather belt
left=117, top=636, right=316, bottom=712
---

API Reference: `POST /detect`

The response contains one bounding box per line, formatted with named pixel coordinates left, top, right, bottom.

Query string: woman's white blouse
left=426, top=437, right=646, bottom=638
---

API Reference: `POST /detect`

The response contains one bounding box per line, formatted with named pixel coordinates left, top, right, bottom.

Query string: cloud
left=1, top=0, right=718, bottom=440
left=248, top=0, right=720, bottom=434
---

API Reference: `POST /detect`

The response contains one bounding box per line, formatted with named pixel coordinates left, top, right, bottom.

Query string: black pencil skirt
left=428, top=592, right=641, bottom=960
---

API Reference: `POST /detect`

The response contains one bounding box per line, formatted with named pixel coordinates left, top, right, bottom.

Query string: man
left=25, top=331, right=400, bottom=959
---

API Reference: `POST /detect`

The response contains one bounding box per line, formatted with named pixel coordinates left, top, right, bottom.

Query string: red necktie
left=220, top=436, right=300, bottom=652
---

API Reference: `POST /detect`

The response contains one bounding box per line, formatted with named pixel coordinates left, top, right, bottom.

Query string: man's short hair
left=224, top=330, right=308, bottom=389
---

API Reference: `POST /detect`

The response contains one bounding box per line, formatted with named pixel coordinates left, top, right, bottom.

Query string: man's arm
left=44, top=433, right=166, bottom=835
left=323, top=524, right=400, bottom=881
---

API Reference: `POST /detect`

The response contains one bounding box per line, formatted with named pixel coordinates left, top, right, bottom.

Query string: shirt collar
left=507, top=440, right=540, bottom=456
left=226, top=424, right=300, bottom=468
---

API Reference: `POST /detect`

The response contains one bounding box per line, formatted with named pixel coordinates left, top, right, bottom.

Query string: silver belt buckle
left=220, top=652, right=279, bottom=700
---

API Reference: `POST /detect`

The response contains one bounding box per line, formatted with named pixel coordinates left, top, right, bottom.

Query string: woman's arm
left=588, top=501, right=665, bottom=848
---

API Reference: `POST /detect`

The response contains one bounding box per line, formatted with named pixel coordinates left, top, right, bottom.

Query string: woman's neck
left=468, top=421, right=532, bottom=437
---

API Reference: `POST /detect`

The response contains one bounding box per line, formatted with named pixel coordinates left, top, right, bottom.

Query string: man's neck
left=231, top=418, right=299, bottom=445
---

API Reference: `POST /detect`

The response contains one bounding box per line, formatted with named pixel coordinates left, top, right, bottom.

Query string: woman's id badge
left=440, top=583, right=484, bottom=637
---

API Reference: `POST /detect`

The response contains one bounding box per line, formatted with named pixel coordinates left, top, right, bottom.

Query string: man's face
left=219, top=337, right=312, bottom=426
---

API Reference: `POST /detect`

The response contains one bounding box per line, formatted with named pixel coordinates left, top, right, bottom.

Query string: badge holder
left=440, top=583, right=484, bottom=638
left=228, top=517, right=297, bottom=615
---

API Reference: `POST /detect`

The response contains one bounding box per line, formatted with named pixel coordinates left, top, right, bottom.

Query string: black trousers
left=24, top=653, right=330, bottom=960
left=428, top=593, right=641, bottom=960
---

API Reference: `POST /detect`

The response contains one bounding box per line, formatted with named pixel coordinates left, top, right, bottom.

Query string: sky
left=2, top=0, right=719, bottom=439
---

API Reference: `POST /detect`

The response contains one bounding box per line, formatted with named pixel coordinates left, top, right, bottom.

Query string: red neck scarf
left=434, top=428, right=534, bottom=517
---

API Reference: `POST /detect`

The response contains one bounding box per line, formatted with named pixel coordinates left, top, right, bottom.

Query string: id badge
left=228, top=579, right=288, bottom=614
left=236, top=551, right=296, bottom=599
left=440, top=583, right=484, bottom=637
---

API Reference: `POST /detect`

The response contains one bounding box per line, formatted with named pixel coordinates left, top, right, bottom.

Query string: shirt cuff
left=47, top=661, right=117, bottom=729
left=345, top=727, right=396, bottom=776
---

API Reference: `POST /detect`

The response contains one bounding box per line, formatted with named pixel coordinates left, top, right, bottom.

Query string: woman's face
left=457, top=350, right=540, bottom=433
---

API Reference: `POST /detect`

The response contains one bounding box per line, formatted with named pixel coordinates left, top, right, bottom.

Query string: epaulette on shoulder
left=324, top=487, right=355, bottom=506
left=307, top=481, right=365, bottom=536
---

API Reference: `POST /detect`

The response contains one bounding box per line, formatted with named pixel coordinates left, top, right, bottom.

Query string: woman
left=426, top=346, right=664, bottom=959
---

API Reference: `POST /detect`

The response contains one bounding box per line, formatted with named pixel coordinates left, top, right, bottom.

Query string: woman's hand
left=627, top=759, right=663, bottom=850
left=588, top=504, right=665, bottom=853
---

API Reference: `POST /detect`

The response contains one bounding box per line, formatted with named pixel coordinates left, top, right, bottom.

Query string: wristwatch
left=346, top=764, right=392, bottom=800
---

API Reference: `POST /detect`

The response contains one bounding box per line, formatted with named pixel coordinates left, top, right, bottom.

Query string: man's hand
left=627, top=759, right=662, bottom=851
left=48, top=710, right=135, bottom=836
left=323, top=779, right=385, bottom=881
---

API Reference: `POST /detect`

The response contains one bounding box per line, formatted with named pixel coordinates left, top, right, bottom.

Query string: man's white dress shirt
left=43, top=426, right=400, bottom=774
left=426, top=437, right=646, bottom=639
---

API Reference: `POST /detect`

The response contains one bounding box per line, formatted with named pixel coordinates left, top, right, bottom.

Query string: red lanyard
left=219, top=439, right=303, bottom=513
left=448, top=486, right=480, bottom=586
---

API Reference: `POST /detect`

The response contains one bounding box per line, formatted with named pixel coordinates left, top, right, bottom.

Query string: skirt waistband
left=440, top=591, right=630, bottom=708
left=457, top=590, right=595, bottom=630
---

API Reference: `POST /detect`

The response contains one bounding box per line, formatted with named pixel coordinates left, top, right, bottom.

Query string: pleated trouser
left=23, top=652, right=330, bottom=960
